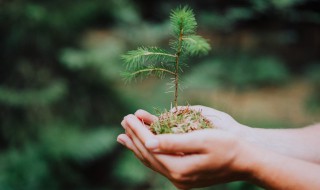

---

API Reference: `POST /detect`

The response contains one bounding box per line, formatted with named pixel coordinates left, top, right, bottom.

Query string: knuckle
left=218, top=111, right=228, bottom=118
left=141, top=160, right=151, bottom=167
left=133, top=153, right=146, bottom=164
left=160, top=139, right=174, bottom=150
left=223, top=113, right=232, bottom=120
left=172, top=174, right=183, bottom=182
left=169, top=168, right=188, bottom=183
left=201, top=134, right=212, bottom=145
left=140, top=151, right=150, bottom=160
left=174, top=183, right=188, bottom=190
left=170, top=172, right=183, bottom=182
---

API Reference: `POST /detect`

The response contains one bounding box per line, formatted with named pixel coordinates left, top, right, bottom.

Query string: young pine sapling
left=122, top=6, right=214, bottom=134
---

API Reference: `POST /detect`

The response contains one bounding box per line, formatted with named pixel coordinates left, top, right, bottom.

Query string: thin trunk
left=174, top=28, right=183, bottom=111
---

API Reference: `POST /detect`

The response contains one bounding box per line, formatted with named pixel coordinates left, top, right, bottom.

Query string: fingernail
left=117, top=137, right=125, bottom=146
left=121, top=120, right=126, bottom=129
left=145, top=139, right=159, bottom=149
left=134, top=109, right=143, bottom=115
left=127, top=114, right=135, bottom=120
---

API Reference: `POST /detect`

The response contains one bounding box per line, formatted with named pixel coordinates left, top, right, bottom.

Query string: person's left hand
left=117, top=110, right=251, bottom=189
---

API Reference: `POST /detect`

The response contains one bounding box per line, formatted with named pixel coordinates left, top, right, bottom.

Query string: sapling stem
left=174, top=28, right=184, bottom=110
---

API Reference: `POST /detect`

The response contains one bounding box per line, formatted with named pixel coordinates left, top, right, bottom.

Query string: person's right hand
left=135, top=105, right=248, bottom=135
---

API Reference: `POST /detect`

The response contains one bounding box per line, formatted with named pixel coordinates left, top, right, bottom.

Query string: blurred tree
left=0, top=0, right=142, bottom=189
left=305, top=63, right=320, bottom=113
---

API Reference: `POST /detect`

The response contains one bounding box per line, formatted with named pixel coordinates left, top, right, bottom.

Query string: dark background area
left=0, top=0, right=319, bottom=189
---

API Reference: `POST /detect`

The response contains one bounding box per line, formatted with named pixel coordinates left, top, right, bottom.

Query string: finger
left=124, top=114, right=155, bottom=143
left=155, top=154, right=207, bottom=181
left=126, top=126, right=168, bottom=174
left=125, top=128, right=153, bottom=167
left=134, top=109, right=158, bottom=125
left=146, top=131, right=206, bottom=154
left=117, top=134, right=145, bottom=162
left=121, top=119, right=127, bottom=130
left=117, top=134, right=135, bottom=151
left=121, top=120, right=147, bottom=162
left=123, top=119, right=148, bottom=153
left=126, top=127, right=149, bottom=159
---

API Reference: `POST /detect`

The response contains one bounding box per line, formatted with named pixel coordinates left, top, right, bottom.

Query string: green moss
left=150, top=108, right=214, bottom=134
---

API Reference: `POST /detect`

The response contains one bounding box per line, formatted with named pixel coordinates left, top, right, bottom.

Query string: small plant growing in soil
left=122, top=6, right=214, bottom=134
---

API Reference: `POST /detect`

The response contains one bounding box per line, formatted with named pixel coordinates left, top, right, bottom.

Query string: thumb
left=145, top=132, right=205, bottom=154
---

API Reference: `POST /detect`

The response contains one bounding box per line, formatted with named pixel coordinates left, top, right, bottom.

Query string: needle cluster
left=122, top=6, right=211, bottom=109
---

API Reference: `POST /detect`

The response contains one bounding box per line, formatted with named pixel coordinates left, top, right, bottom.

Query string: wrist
left=236, top=123, right=265, bottom=149
left=232, top=139, right=275, bottom=186
left=230, top=139, right=258, bottom=182
left=229, top=123, right=255, bottom=141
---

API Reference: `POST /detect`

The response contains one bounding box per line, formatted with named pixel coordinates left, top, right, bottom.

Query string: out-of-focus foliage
left=0, top=0, right=141, bottom=189
left=61, top=37, right=125, bottom=80
left=0, top=0, right=319, bottom=189
left=305, top=64, right=320, bottom=112
left=186, top=55, right=290, bottom=90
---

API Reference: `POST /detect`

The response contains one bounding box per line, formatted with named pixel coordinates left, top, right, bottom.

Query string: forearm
left=237, top=123, right=320, bottom=164
left=240, top=143, right=320, bottom=190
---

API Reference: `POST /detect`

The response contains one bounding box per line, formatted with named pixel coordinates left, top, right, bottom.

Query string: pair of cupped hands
left=117, top=106, right=253, bottom=189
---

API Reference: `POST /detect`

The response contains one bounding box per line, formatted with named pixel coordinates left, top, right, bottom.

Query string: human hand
left=131, top=105, right=248, bottom=135
left=117, top=109, right=251, bottom=189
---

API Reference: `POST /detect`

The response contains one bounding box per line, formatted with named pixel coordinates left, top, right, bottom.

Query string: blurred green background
left=0, top=0, right=319, bottom=189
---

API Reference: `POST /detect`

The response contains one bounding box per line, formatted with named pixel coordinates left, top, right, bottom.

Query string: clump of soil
left=150, top=108, right=214, bottom=134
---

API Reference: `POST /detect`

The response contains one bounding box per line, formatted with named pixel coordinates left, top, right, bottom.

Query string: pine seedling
left=122, top=6, right=214, bottom=134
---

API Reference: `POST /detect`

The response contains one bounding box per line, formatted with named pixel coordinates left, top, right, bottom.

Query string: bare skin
left=117, top=105, right=320, bottom=189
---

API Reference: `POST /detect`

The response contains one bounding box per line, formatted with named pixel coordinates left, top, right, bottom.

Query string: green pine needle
left=121, top=5, right=211, bottom=106
left=122, top=47, right=176, bottom=71
left=170, top=6, right=197, bottom=36
left=122, top=66, right=175, bottom=82
left=183, top=35, right=211, bottom=55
